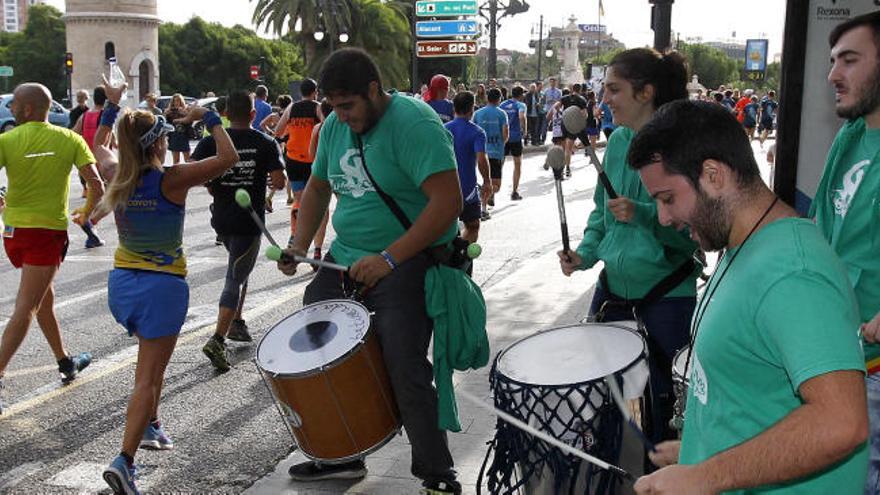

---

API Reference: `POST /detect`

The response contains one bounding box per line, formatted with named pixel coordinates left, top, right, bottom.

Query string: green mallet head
left=467, top=242, right=482, bottom=259
left=265, top=245, right=283, bottom=261
left=234, top=188, right=251, bottom=209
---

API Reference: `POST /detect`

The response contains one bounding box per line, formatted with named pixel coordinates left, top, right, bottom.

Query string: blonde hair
left=169, top=93, right=186, bottom=109
left=95, top=110, right=164, bottom=215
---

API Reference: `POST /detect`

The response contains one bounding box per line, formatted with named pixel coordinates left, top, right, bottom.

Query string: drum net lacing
left=478, top=358, right=625, bottom=495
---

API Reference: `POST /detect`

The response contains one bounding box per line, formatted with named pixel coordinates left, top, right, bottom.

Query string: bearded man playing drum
left=629, top=100, right=867, bottom=494
left=277, top=48, right=464, bottom=494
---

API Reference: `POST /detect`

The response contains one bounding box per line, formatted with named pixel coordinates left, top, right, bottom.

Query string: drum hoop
left=493, top=322, right=647, bottom=389
left=672, top=345, right=692, bottom=381
left=255, top=299, right=372, bottom=378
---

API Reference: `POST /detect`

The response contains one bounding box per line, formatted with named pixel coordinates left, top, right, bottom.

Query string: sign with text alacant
left=416, top=0, right=479, bottom=17
left=416, top=40, right=478, bottom=58
left=416, top=19, right=480, bottom=38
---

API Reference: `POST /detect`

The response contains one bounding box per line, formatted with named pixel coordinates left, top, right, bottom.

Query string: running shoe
left=140, top=422, right=174, bottom=450
left=422, top=479, right=462, bottom=495
left=85, top=235, right=105, bottom=249
left=288, top=460, right=367, bottom=481
left=565, top=167, right=572, bottom=178
left=103, top=454, right=139, bottom=495
left=202, top=336, right=230, bottom=373
left=510, top=191, right=523, bottom=201
left=487, top=196, right=495, bottom=207
left=226, top=319, right=252, bottom=343
left=59, top=352, right=92, bottom=384
left=480, top=210, right=491, bottom=221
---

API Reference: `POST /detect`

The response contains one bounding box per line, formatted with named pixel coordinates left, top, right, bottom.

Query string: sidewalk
left=245, top=249, right=605, bottom=494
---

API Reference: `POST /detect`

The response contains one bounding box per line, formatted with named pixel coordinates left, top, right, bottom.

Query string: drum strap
left=599, top=258, right=697, bottom=311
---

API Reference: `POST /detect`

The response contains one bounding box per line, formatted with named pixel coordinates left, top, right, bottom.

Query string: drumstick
left=234, top=189, right=347, bottom=272
left=604, top=374, right=656, bottom=452
left=456, top=388, right=634, bottom=482
left=561, top=105, right=618, bottom=199
left=544, top=146, right=572, bottom=262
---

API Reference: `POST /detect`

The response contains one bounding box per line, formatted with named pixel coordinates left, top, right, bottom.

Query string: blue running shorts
left=108, top=268, right=189, bottom=339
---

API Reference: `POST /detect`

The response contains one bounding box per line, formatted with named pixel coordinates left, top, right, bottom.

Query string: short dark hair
left=628, top=100, right=760, bottom=189
left=487, top=88, right=501, bottom=103
left=255, top=85, right=268, bottom=99
left=300, top=78, right=317, bottom=97
left=276, top=94, right=292, bottom=109
left=320, top=98, right=333, bottom=117
left=829, top=10, right=880, bottom=55
left=572, top=83, right=582, bottom=93
left=609, top=48, right=688, bottom=109
left=319, top=48, right=383, bottom=99
left=511, top=85, right=525, bottom=98
left=453, top=91, right=475, bottom=114
left=93, top=87, right=107, bottom=106
left=226, top=90, right=254, bottom=122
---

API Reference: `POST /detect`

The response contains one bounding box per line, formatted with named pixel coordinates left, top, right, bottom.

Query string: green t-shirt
left=312, top=92, right=458, bottom=266
left=0, top=122, right=95, bottom=231
left=828, top=127, right=880, bottom=241
left=679, top=218, right=866, bottom=493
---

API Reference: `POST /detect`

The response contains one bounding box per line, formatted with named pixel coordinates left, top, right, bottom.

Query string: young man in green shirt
left=276, top=48, right=463, bottom=494
left=812, top=11, right=880, bottom=493
left=630, top=100, right=867, bottom=494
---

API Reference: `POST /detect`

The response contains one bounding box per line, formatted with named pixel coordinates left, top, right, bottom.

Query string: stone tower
left=560, top=15, right=581, bottom=86
left=63, top=0, right=160, bottom=107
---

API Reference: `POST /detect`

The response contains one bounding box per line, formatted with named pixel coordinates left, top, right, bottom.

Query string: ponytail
left=608, top=48, right=689, bottom=109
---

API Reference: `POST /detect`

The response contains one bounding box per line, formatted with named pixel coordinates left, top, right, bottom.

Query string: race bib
left=2, top=225, right=13, bottom=238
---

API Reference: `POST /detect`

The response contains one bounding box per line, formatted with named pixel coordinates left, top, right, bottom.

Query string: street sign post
left=0, top=66, right=13, bottom=77
left=416, top=19, right=480, bottom=38
left=416, top=40, right=478, bottom=58
left=416, top=0, right=479, bottom=17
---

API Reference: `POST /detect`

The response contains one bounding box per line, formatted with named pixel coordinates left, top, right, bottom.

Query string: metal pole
left=536, top=15, right=543, bottom=81
left=411, top=0, right=419, bottom=94
left=488, top=0, right=497, bottom=79
left=67, top=72, right=72, bottom=108
left=650, top=0, right=673, bottom=52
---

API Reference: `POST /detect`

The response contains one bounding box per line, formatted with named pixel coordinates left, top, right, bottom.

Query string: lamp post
left=536, top=15, right=543, bottom=82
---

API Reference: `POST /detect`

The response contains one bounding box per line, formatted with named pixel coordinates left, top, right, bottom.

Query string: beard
left=837, top=64, right=880, bottom=120
left=690, top=188, right=732, bottom=252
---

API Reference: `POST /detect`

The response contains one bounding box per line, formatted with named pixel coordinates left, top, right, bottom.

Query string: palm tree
left=251, top=0, right=353, bottom=71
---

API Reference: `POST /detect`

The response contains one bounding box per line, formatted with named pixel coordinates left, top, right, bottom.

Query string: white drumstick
left=456, top=388, right=634, bottom=481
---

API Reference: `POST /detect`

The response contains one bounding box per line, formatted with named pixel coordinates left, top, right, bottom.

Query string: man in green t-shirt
left=629, top=100, right=867, bottom=494
left=811, top=11, right=880, bottom=493
left=276, top=49, right=463, bottom=494
left=0, top=83, right=105, bottom=413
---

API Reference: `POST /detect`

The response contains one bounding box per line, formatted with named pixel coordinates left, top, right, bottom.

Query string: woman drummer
left=90, top=80, right=239, bottom=495
left=558, top=48, right=699, bottom=446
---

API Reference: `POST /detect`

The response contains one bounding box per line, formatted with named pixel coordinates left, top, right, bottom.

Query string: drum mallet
left=604, top=374, right=657, bottom=453
left=545, top=145, right=573, bottom=263
left=562, top=106, right=618, bottom=199
left=457, top=388, right=634, bottom=482
left=233, top=188, right=348, bottom=272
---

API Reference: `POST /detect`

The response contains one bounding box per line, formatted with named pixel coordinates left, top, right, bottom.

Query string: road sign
left=0, top=66, right=13, bottom=77
left=416, top=19, right=480, bottom=38
left=578, top=24, right=606, bottom=33
left=249, top=65, right=259, bottom=80
left=416, top=40, right=478, bottom=58
left=416, top=0, right=479, bottom=17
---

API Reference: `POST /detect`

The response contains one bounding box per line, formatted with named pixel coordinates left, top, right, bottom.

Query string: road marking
left=5, top=364, right=56, bottom=378
left=46, top=462, right=108, bottom=491
left=0, top=462, right=45, bottom=492
left=0, top=278, right=309, bottom=419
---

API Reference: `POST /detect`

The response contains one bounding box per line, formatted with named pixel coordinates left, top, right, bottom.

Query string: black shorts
left=561, top=122, right=578, bottom=140
left=285, top=156, right=312, bottom=191
left=759, top=120, right=774, bottom=132
left=551, top=136, right=566, bottom=145
left=489, top=158, right=504, bottom=179
left=459, top=200, right=481, bottom=224
left=504, top=140, right=523, bottom=157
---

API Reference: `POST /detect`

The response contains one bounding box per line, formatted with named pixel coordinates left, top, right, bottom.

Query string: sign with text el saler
left=416, top=19, right=480, bottom=38
left=417, top=40, right=478, bottom=58
left=416, top=0, right=479, bottom=17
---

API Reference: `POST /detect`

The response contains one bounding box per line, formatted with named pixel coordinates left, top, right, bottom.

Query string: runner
left=473, top=88, right=508, bottom=216
left=445, top=91, right=490, bottom=242
left=499, top=85, right=527, bottom=200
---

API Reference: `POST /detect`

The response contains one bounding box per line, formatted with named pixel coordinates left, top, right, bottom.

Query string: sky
left=45, top=0, right=786, bottom=57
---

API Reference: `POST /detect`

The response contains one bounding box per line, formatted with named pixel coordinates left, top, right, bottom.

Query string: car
left=0, top=94, right=70, bottom=133
left=137, top=95, right=198, bottom=113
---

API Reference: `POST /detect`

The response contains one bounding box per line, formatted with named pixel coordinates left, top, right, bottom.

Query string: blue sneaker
left=59, top=352, right=92, bottom=384
left=140, top=422, right=173, bottom=450
left=103, top=455, right=139, bottom=495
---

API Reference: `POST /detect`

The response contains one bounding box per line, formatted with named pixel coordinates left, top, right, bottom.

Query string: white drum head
left=673, top=345, right=692, bottom=378
left=497, top=324, right=645, bottom=386
left=256, top=300, right=370, bottom=375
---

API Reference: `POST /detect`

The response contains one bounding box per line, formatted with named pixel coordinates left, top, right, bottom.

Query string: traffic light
left=249, top=65, right=259, bottom=80
left=64, top=52, right=73, bottom=75
left=506, top=0, right=529, bottom=16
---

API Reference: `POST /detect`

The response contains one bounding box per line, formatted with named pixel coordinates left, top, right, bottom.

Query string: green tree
left=1, top=5, right=67, bottom=98
left=677, top=41, right=739, bottom=91
left=159, top=18, right=304, bottom=98
left=343, top=0, right=411, bottom=89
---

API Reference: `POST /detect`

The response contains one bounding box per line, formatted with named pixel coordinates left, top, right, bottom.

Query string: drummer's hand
left=277, top=247, right=306, bottom=276
left=349, top=255, right=392, bottom=288
left=174, top=105, right=208, bottom=126
left=862, top=312, right=880, bottom=344
left=648, top=440, right=681, bottom=468
left=558, top=249, right=581, bottom=276
left=634, top=464, right=715, bottom=495
left=608, top=197, right=635, bottom=223
left=100, top=74, right=127, bottom=105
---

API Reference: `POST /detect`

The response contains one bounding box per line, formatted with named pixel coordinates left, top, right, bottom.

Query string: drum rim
left=493, top=322, right=648, bottom=388
left=672, top=344, right=692, bottom=383
left=295, top=425, right=401, bottom=465
left=255, top=299, right=372, bottom=378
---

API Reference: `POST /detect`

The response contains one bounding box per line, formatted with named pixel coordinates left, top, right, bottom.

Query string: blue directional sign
left=416, top=20, right=480, bottom=38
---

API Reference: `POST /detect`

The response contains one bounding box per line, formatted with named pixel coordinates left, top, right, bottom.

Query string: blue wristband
left=100, top=102, right=120, bottom=127
left=380, top=250, right=398, bottom=270
left=203, top=111, right=222, bottom=130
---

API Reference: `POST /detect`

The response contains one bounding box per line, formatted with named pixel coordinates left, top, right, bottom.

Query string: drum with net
left=255, top=299, right=400, bottom=463
left=481, top=323, right=649, bottom=494
left=670, top=345, right=692, bottom=432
